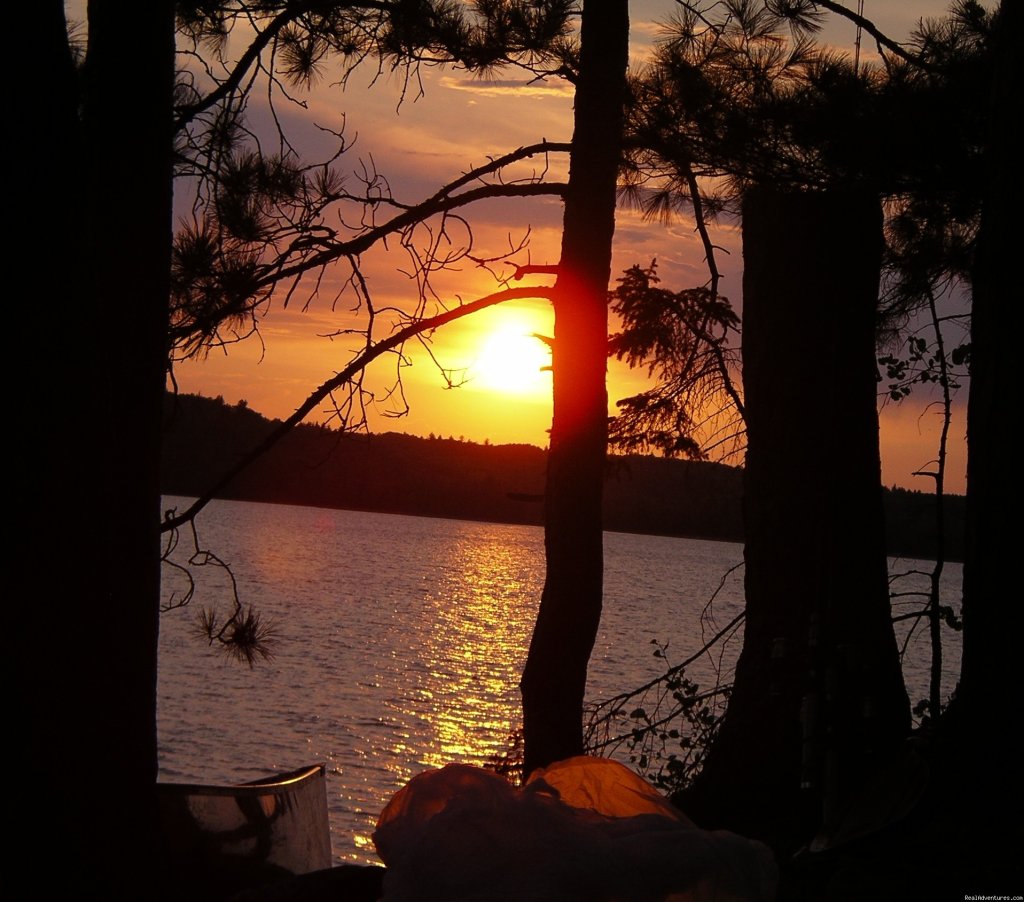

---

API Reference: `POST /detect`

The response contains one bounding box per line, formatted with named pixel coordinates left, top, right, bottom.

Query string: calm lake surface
left=158, top=498, right=961, bottom=865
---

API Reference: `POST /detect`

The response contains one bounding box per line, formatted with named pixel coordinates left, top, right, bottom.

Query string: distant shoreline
left=161, top=392, right=966, bottom=562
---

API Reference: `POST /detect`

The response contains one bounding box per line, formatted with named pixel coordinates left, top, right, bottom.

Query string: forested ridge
left=162, top=392, right=963, bottom=560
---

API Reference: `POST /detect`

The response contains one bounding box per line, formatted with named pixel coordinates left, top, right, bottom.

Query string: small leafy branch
left=584, top=564, right=744, bottom=794
left=889, top=565, right=963, bottom=726
left=609, top=262, right=744, bottom=461
left=617, top=645, right=730, bottom=793
left=877, top=333, right=969, bottom=403
left=879, top=283, right=967, bottom=728
left=161, top=509, right=276, bottom=667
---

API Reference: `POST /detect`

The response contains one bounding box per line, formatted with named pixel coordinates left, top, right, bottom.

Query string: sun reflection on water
left=335, top=523, right=543, bottom=858
left=414, top=534, right=538, bottom=769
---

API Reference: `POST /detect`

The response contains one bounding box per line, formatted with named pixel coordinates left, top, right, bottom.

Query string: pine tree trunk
left=19, top=2, right=174, bottom=893
left=682, top=188, right=909, bottom=850
left=520, top=0, right=629, bottom=777
left=958, top=0, right=1017, bottom=812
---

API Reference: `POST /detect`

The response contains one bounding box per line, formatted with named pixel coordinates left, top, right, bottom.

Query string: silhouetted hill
left=161, top=393, right=964, bottom=558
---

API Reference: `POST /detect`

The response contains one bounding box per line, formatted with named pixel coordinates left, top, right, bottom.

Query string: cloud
left=438, top=76, right=573, bottom=98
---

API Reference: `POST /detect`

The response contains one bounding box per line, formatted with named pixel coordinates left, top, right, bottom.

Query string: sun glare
left=473, top=323, right=551, bottom=396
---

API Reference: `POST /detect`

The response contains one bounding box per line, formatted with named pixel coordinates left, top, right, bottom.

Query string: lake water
left=158, top=498, right=961, bottom=865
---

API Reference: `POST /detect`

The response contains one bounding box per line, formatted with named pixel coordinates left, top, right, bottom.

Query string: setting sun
left=471, top=320, right=552, bottom=396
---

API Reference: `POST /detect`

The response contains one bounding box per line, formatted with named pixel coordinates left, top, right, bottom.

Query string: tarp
left=374, top=756, right=777, bottom=901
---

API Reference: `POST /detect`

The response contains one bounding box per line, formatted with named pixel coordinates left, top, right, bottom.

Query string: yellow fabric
left=525, top=755, right=691, bottom=824
left=373, top=757, right=778, bottom=901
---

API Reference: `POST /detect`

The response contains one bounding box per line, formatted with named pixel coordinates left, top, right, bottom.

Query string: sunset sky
left=165, top=1, right=975, bottom=493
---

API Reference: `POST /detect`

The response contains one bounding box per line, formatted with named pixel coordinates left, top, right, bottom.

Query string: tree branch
left=174, top=1, right=393, bottom=131
left=175, top=2, right=307, bottom=130
left=255, top=182, right=568, bottom=289
left=811, top=0, right=940, bottom=73
left=162, top=283, right=554, bottom=532
left=683, top=164, right=745, bottom=421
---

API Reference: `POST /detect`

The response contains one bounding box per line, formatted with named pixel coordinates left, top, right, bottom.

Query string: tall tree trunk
left=957, top=0, right=1017, bottom=831
left=682, top=188, right=909, bottom=851
left=19, top=2, right=174, bottom=894
left=85, top=1, right=175, bottom=888
left=520, top=0, right=629, bottom=777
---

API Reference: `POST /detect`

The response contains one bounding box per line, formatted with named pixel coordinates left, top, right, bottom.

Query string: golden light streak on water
left=415, top=533, right=536, bottom=769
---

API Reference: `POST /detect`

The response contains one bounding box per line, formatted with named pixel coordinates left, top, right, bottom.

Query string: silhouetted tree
left=612, top=1, right=999, bottom=851
left=21, top=2, right=174, bottom=894
left=683, top=188, right=909, bottom=849
left=168, top=0, right=633, bottom=779
left=953, top=0, right=1018, bottom=867
left=22, top=3, right=577, bottom=894
left=520, top=0, right=629, bottom=776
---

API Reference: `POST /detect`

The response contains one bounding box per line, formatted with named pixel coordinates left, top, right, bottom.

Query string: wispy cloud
left=438, top=76, right=573, bottom=98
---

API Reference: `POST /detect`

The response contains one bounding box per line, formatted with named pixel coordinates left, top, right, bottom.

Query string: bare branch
left=162, top=284, right=555, bottom=533
left=253, top=182, right=568, bottom=291
left=810, top=0, right=940, bottom=73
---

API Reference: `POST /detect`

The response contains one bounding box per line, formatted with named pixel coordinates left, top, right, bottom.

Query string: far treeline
left=162, top=393, right=964, bottom=561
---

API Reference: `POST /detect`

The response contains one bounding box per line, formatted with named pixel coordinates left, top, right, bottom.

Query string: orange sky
left=169, top=1, right=973, bottom=494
